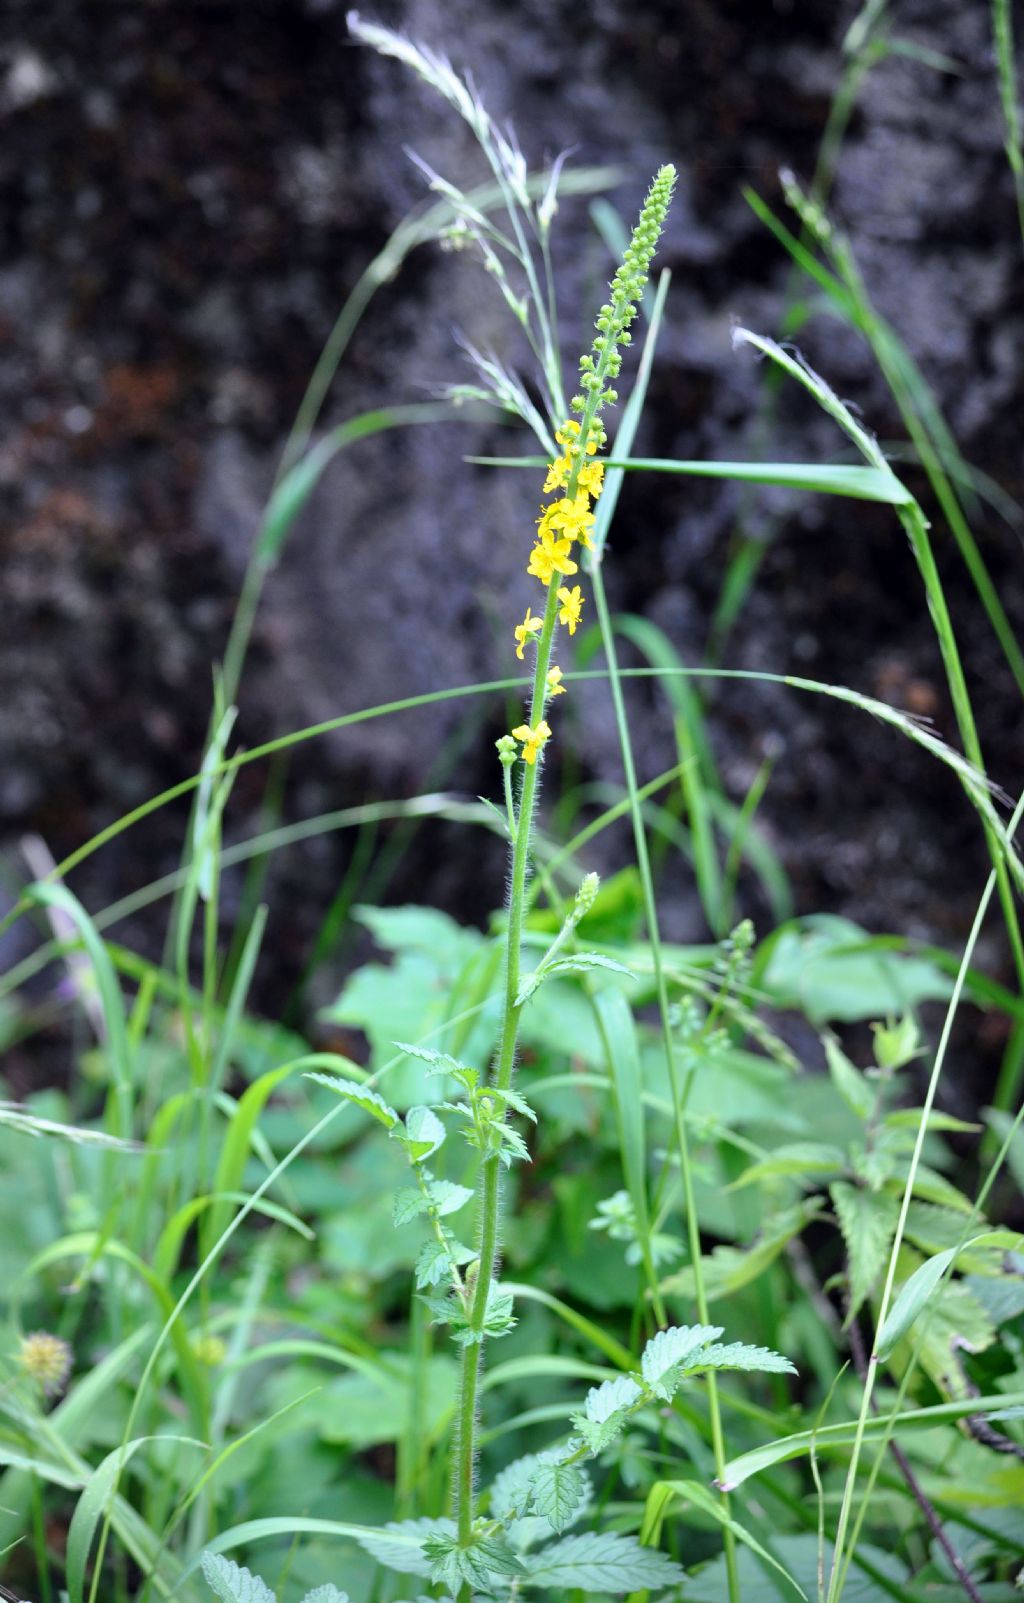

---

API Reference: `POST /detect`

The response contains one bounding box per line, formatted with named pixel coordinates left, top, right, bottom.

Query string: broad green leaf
left=902, top=1202, right=1012, bottom=1270
left=641, top=1324, right=723, bottom=1399
left=319, top=1355, right=457, bottom=1449
left=429, top=1179, right=475, bottom=1216
left=393, top=1178, right=471, bottom=1228
left=914, top=1280, right=996, bottom=1393
left=355, top=1517, right=455, bottom=1579
left=301, top=1589, right=349, bottom=1603
left=423, top=1532, right=525, bottom=1591
left=415, top=1238, right=475, bottom=1287
left=570, top=1374, right=642, bottom=1453
left=393, top=1187, right=430, bottom=1225
left=831, top=1181, right=899, bottom=1321
left=201, top=1553, right=276, bottom=1603
left=401, top=1105, right=446, bottom=1161
left=304, top=1074, right=398, bottom=1128
left=523, top=1531, right=685, bottom=1592
left=527, top=1459, right=588, bottom=1533
left=823, top=1034, right=874, bottom=1119
left=762, top=918, right=951, bottom=1024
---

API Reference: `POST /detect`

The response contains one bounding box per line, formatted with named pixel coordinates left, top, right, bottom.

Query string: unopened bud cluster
left=570, top=163, right=677, bottom=421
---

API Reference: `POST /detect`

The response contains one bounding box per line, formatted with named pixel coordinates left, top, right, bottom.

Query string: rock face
left=1, top=0, right=1022, bottom=1003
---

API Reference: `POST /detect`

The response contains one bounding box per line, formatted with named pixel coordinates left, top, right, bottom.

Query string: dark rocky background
left=1, top=0, right=1022, bottom=1041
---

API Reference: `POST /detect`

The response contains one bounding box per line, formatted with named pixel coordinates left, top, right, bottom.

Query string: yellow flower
left=557, top=584, right=584, bottom=634
left=543, top=452, right=573, bottom=494
left=578, top=459, right=604, bottom=499
left=555, top=419, right=598, bottom=456
left=539, top=494, right=595, bottom=549
left=546, top=665, right=566, bottom=697
left=514, top=605, right=543, bottom=659
left=511, top=719, right=552, bottom=765
left=527, top=530, right=578, bottom=585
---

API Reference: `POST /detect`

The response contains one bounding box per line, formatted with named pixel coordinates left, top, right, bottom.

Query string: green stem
left=452, top=375, right=611, bottom=1587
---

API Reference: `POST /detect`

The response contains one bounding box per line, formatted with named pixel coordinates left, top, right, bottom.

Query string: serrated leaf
left=201, top=1554, right=276, bottom=1603
left=570, top=1374, right=642, bottom=1453
left=423, top=1533, right=525, bottom=1591
left=490, top=1085, right=537, bottom=1122
left=491, top=1452, right=545, bottom=1522
left=689, top=1341, right=796, bottom=1377
left=516, top=952, right=634, bottom=1007
left=523, top=1531, right=685, bottom=1592
left=916, top=1280, right=996, bottom=1392
left=641, top=1324, right=723, bottom=1399
left=300, top=1589, right=349, bottom=1603
left=902, top=1201, right=1008, bottom=1270
left=394, top=1187, right=430, bottom=1226
left=823, top=1033, right=874, bottom=1118
left=900, top=1161, right=974, bottom=1212
left=415, top=1237, right=475, bottom=1288
left=304, top=1074, right=398, bottom=1129
left=393, top=1041, right=477, bottom=1083
left=355, top=1518, right=455, bottom=1579
left=831, top=1181, right=898, bottom=1321
left=584, top=1372, right=643, bottom=1423
left=478, top=1281, right=516, bottom=1341
left=528, top=1460, right=588, bottom=1533
left=399, top=1105, right=446, bottom=1162
left=429, top=1179, right=475, bottom=1216
left=498, top=1123, right=531, bottom=1165
left=546, top=952, right=635, bottom=982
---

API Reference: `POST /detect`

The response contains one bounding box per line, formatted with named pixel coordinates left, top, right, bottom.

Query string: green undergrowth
left=1, top=6, right=1023, bottom=1603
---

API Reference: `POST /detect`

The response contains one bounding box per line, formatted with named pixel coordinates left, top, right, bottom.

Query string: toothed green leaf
left=304, top=1074, right=398, bottom=1129
left=641, top=1323, right=723, bottom=1399
left=831, top=1181, right=899, bottom=1322
left=522, top=1531, right=685, bottom=1592
left=527, top=1459, right=589, bottom=1533
left=201, top=1553, right=276, bottom=1603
